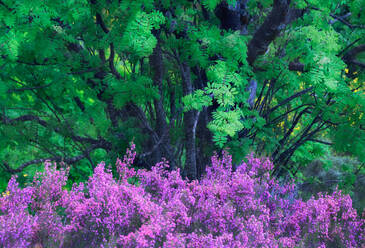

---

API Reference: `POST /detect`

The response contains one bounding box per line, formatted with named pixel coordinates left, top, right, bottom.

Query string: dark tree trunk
left=149, top=40, right=176, bottom=169
left=196, top=108, right=212, bottom=178
left=247, top=1, right=306, bottom=66
left=215, top=0, right=250, bottom=33
left=180, top=63, right=198, bottom=180
left=191, top=66, right=212, bottom=178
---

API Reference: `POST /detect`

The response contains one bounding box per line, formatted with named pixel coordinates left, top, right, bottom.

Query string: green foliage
left=120, top=11, right=165, bottom=58
left=299, top=153, right=365, bottom=211
left=182, top=89, right=212, bottom=112
left=201, top=0, right=222, bottom=11
left=0, top=0, right=364, bottom=188
left=209, top=109, right=244, bottom=147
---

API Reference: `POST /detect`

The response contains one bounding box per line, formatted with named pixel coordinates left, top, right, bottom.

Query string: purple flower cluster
left=0, top=146, right=364, bottom=248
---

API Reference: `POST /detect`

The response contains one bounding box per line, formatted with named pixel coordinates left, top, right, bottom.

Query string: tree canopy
left=0, top=0, right=364, bottom=184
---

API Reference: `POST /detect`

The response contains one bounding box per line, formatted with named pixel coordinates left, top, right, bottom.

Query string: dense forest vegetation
left=0, top=0, right=364, bottom=246
left=0, top=0, right=364, bottom=182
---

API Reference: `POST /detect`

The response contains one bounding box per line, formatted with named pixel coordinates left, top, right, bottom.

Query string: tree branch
left=308, top=139, right=332, bottom=145
left=269, top=103, right=314, bottom=124
left=0, top=0, right=12, bottom=11
left=0, top=113, right=110, bottom=148
left=342, top=44, right=365, bottom=63
left=271, top=106, right=312, bottom=161
left=288, top=61, right=305, bottom=72
left=1, top=114, right=48, bottom=127
left=310, top=7, right=365, bottom=29
left=109, top=43, right=121, bottom=79
left=95, top=13, right=110, bottom=33
left=94, top=10, right=122, bottom=80
left=351, top=60, right=365, bottom=68
left=338, top=38, right=361, bottom=57
left=1, top=143, right=102, bottom=173
left=268, top=86, right=314, bottom=114
left=247, top=0, right=305, bottom=65
left=7, top=83, right=53, bottom=93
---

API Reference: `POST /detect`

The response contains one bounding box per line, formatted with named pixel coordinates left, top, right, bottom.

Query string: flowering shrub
left=0, top=145, right=364, bottom=248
